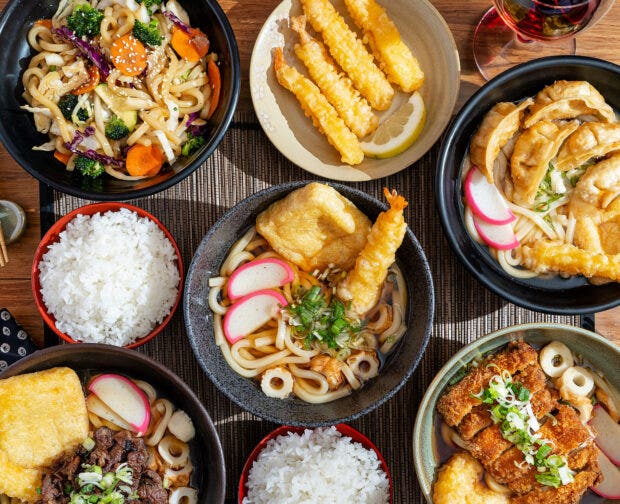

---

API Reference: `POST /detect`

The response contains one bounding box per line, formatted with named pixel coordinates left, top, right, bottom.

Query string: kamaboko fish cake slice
left=273, top=48, right=364, bottom=165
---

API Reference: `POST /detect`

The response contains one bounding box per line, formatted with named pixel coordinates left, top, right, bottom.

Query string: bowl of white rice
left=239, top=424, right=392, bottom=504
left=32, top=203, right=183, bottom=348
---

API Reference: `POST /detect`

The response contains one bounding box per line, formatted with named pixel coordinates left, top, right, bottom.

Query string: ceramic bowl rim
left=0, top=0, right=240, bottom=201
left=435, top=55, right=620, bottom=314
left=31, top=202, right=184, bottom=349
left=412, top=322, right=620, bottom=501
left=0, top=343, right=227, bottom=503
left=183, top=181, right=435, bottom=426
left=237, top=423, right=394, bottom=503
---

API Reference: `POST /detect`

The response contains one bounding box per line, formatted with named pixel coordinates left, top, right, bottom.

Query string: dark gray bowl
left=184, top=182, right=434, bottom=426
left=0, top=0, right=240, bottom=200
left=436, top=56, right=620, bottom=314
left=0, top=344, right=226, bottom=504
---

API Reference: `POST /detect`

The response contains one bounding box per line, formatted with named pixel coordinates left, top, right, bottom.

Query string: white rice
left=38, top=208, right=180, bottom=346
left=243, top=427, right=390, bottom=504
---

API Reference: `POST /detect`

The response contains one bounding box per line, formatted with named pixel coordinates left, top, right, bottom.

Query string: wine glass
left=473, top=0, right=615, bottom=80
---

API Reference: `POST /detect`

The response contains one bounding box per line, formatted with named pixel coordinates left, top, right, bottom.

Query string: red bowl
left=238, top=424, right=393, bottom=503
left=32, top=202, right=183, bottom=349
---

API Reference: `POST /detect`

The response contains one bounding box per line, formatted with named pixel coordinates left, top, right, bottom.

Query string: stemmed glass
left=473, top=0, right=616, bottom=80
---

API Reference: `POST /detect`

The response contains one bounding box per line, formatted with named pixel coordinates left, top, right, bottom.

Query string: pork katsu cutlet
left=436, top=340, right=602, bottom=504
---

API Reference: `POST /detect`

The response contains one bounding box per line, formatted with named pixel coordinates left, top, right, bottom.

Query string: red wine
left=496, top=0, right=602, bottom=40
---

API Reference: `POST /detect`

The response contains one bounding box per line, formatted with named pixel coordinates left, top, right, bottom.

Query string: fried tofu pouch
left=0, top=367, right=89, bottom=469
left=256, top=182, right=371, bottom=271
left=0, top=449, right=41, bottom=502
left=433, top=451, right=510, bottom=504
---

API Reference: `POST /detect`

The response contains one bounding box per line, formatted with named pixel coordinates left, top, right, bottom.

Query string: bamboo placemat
left=41, top=111, right=580, bottom=503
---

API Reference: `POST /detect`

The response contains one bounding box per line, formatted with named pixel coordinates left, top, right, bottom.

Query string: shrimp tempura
left=301, top=0, right=394, bottom=111
left=338, top=188, right=408, bottom=315
left=291, top=16, right=378, bottom=138
left=273, top=48, right=364, bottom=165
left=344, top=0, right=425, bottom=93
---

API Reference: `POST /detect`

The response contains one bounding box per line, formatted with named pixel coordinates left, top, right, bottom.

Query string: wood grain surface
left=0, top=0, right=617, bottom=346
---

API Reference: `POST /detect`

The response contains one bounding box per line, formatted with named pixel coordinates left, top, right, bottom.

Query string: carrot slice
left=206, top=59, right=221, bottom=119
left=35, top=19, right=53, bottom=29
left=54, top=150, right=71, bottom=165
left=126, top=144, right=165, bottom=176
left=170, top=26, right=209, bottom=62
left=72, top=66, right=100, bottom=95
left=110, top=35, right=147, bottom=76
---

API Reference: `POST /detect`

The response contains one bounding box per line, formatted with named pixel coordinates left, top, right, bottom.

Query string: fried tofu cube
left=256, top=182, right=371, bottom=271
left=0, top=367, right=89, bottom=469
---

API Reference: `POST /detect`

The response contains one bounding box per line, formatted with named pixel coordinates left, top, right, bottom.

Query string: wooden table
left=0, top=0, right=618, bottom=346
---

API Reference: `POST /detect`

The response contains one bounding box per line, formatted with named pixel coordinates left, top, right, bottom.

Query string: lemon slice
left=361, top=91, right=426, bottom=159
left=0, top=200, right=26, bottom=244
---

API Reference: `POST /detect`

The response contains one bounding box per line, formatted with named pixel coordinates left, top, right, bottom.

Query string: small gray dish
left=412, top=323, right=620, bottom=503
left=1, top=344, right=226, bottom=504
left=184, top=182, right=434, bottom=426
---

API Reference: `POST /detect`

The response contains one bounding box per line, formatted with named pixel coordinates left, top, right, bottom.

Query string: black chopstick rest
left=0, top=308, right=37, bottom=370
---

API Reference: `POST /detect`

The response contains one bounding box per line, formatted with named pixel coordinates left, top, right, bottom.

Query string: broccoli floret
left=75, top=155, right=104, bottom=178
left=105, top=116, right=130, bottom=140
left=132, top=19, right=162, bottom=46
left=67, top=4, right=104, bottom=38
left=58, top=94, right=91, bottom=123
left=59, top=94, right=78, bottom=121
left=181, top=132, right=206, bottom=156
left=137, top=0, right=163, bottom=13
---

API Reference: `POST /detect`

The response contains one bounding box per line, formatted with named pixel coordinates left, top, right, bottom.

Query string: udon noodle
left=22, top=0, right=216, bottom=180
left=208, top=226, right=408, bottom=404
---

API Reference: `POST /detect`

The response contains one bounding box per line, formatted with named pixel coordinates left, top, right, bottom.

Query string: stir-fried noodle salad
left=22, top=0, right=220, bottom=181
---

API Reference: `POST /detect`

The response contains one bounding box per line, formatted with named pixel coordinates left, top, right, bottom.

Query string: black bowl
left=0, top=344, right=226, bottom=503
left=436, top=56, right=620, bottom=314
left=183, top=182, right=434, bottom=426
left=0, top=0, right=240, bottom=200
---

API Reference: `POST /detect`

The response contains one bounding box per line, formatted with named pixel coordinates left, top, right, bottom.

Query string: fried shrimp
left=343, top=0, right=424, bottom=93
left=290, top=16, right=378, bottom=138
left=338, top=188, right=407, bottom=314
left=300, top=0, right=394, bottom=111
left=522, top=241, right=620, bottom=281
left=273, top=48, right=364, bottom=165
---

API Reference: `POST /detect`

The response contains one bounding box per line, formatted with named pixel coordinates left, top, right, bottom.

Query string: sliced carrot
left=54, top=150, right=71, bottom=165
left=110, top=35, right=147, bottom=76
left=170, top=26, right=209, bottom=62
left=206, top=59, right=221, bottom=119
left=35, top=19, right=53, bottom=29
left=72, top=66, right=100, bottom=95
left=126, top=144, right=165, bottom=176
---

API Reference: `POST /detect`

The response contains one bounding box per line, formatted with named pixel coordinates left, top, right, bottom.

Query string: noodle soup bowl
left=436, top=56, right=620, bottom=314
left=32, top=202, right=183, bottom=349
left=184, top=182, right=434, bottom=426
left=0, top=0, right=240, bottom=200
left=412, top=323, right=620, bottom=503
left=0, top=344, right=226, bottom=503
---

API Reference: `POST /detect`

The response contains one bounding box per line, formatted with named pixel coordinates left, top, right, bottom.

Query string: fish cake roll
left=301, top=0, right=394, bottom=111
left=273, top=48, right=364, bottom=165
left=291, top=16, right=378, bottom=138
left=344, top=0, right=425, bottom=92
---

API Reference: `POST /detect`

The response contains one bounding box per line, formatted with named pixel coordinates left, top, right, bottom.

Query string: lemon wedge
left=361, top=91, right=426, bottom=159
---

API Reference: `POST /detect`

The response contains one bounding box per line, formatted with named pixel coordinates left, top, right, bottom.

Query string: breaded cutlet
left=458, top=365, right=548, bottom=440
left=465, top=380, right=558, bottom=465
left=438, top=341, right=538, bottom=427
left=510, top=465, right=601, bottom=504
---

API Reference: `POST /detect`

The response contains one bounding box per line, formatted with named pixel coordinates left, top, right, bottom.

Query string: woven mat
left=42, top=111, right=581, bottom=503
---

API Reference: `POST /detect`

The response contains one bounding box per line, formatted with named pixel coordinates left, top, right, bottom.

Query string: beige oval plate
left=250, top=0, right=461, bottom=181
